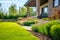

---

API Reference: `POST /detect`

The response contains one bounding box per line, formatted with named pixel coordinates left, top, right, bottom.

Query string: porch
left=24, top=0, right=60, bottom=19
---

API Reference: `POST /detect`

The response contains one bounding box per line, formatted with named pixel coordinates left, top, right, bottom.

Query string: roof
left=24, top=0, right=48, bottom=7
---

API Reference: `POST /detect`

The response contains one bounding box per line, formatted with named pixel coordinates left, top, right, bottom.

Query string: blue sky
left=0, top=0, right=28, bottom=11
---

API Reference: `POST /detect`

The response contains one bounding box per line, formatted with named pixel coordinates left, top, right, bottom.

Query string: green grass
left=0, top=22, right=39, bottom=40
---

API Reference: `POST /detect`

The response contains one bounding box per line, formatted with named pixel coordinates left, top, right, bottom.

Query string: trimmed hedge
left=39, top=24, right=49, bottom=35
left=39, top=20, right=60, bottom=35
left=32, top=20, right=60, bottom=40
left=23, top=21, right=35, bottom=26
left=32, top=20, right=60, bottom=35
left=50, top=25, right=60, bottom=40
left=19, top=18, right=39, bottom=26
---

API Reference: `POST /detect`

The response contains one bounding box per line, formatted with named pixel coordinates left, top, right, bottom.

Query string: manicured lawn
left=0, top=22, right=39, bottom=40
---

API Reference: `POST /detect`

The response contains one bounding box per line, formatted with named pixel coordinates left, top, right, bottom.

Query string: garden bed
left=29, top=30, right=52, bottom=40
left=32, top=20, right=60, bottom=40
left=18, top=17, right=39, bottom=26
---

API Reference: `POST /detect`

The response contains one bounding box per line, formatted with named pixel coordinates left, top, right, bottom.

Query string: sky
left=0, top=0, right=28, bottom=12
left=0, top=0, right=47, bottom=13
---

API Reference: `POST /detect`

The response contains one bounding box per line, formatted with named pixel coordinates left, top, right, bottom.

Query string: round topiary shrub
left=50, top=25, right=60, bottom=40
left=44, top=20, right=60, bottom=35
left=39, top=20, right=60, bottom=36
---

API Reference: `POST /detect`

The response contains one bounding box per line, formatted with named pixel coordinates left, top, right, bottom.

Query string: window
left=43, top=7, right=48, bottom=14
left=42, top=7, right=48, bottom=14
left=54, top=0, right=59, bottom=7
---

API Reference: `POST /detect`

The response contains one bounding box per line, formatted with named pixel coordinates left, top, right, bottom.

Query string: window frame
left=53, top=0, right=60, bottom=7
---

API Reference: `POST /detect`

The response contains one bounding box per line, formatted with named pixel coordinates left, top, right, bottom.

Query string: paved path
left=22, top=20, right=48, bottom=31
left=22, top=26, right=32, bottom=30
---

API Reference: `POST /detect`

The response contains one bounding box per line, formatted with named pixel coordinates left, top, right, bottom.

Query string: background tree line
left=0, top=3, right=36, bottom=19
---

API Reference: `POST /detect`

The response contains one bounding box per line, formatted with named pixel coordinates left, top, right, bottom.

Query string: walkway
left=22, top=26, right=32, bottom=30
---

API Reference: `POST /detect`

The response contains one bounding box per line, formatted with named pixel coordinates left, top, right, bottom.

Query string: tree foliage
left=9, top=4, right=17, bottom=16
left=0, top=3, right=36, bottom=19
left=19, top=7, right=27, bottom=17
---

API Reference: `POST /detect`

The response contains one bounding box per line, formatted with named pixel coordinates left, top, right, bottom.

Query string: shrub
left=38, top=25, right=45, bottom=34
left=39, top=23, right=50, bottom=35
left=32, top=20, right=60, bottom=36
left=50, top=25, right=60, bottom=40
left=33, top=18, right=39, bottom=23
left=32, top=20, right=60, bottom=40
left=0, top=19, right=2, bottom=22
left=38, top=23, right=54, bottom=36
left=42, top=18, right=48, bottom=20
left=32, top=24, right=40, bottom=32
left=44, top=20, right=60, bottom=35
left=27, top=18, right=39, bottom=23
left=18, top=18, right=39, bottom=26
left=23, top=21, right=35, bottom=26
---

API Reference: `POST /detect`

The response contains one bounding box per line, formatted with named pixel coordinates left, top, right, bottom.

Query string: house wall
left=48, top=0, right=60, bottom=19
left=39, top=0, right=60, bottom=19
left=39, top=0, right=55, bottom=17
left=39, top=0, right=59, bottom=18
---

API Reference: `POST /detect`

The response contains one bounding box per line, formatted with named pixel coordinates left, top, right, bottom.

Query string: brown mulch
left=28, top=30, right=53, bottom=40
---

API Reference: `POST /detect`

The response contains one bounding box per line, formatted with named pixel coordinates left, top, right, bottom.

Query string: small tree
left=0, top=3, right=4, bottom=21
left=9, top=4, right=18, bottom=19
left=19, top=7, right=27, bottom=18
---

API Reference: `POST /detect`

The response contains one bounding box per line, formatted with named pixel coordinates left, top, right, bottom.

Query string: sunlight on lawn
left=0, top=22, right=39, bottom=40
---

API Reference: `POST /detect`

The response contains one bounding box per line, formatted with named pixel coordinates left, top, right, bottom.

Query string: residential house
left=24, top=0, right=60, bottom=19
